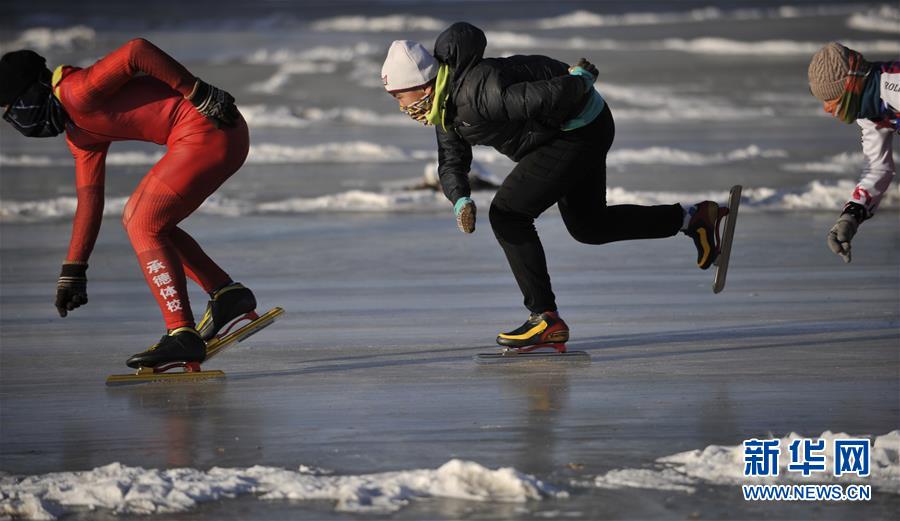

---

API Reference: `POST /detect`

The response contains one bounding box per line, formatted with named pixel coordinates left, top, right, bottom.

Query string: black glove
left=188, top=79, right=239, bottom=128
left=572, top=58, right=599, bottom=81
left=56, top=262, right=88, bottom=317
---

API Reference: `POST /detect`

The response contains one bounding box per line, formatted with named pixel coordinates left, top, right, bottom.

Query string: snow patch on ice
left=242, top=42, right=383, bottom=93
left=3, top=180, right=897, bottom=223
left=600, top=83, right=775, bottom=122
left=535, top=7, right=726, bottom=29
left=0, top=459, right=564, bottom=519
left=847, top=5, right=900, bottom=34
left=240, top=104, right=413, bottom=128
left=608, top=145, right=787, bottom=167
left=1, top=26, right=95, bottom=52
left=534, top=4, right=859, bottom=29
left=782, top=152, right=866, bottom=174
left=0, top=143, right=785, bottom=169
left=248, top=142, right=409, bottom=164
left=657, top=38, right=899, bottom=56
left=310, top=14, right=445, bottom=32
left=486, top=32, right=899, bottom=56
left=248, top=62, right=339, bottom=93
left=244, top=43, right=382, bottom=65
left=589, top=431, right=900, bottom=494
left=1, top=141, right=415, bottom=168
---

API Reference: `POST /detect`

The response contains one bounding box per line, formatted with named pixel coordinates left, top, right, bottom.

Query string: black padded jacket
left=432, top=22, right=594, bottom=203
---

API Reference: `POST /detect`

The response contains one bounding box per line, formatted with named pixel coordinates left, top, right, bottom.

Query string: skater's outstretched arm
left=851, top=119, right=895, bottom=218
left=436, top=126, right=472, bottom=204
left=66, top=38, right=196, bottom=111
left=65, top=138, right=108, bottom=263
left=66, top=38, right=238, bottom=127
left=827, top=120, right=896, bottom=263
left=56, top=138, right=108, bottom=317
left=436, top=126, right=477, bottom=233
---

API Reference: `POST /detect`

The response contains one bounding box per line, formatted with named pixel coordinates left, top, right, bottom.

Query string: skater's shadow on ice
left=567, top=319, right=897, bottom=361
left=228, top=319, right=896, bottom=381
left=293, top=344, right=475, bottom=365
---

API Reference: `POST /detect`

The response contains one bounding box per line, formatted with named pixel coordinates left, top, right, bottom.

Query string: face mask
left=3, top=80, right=67, bottom=137
left=401, top=93, right=433, bottom=125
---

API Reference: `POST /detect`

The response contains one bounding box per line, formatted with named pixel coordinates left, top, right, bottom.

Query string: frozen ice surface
left=2, top=1, right=900, bottom=518
left=1, top=211, right=898, bottom=520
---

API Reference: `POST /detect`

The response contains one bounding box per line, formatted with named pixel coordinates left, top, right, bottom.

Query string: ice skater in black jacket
left=380, top=23, right=726, bottom=353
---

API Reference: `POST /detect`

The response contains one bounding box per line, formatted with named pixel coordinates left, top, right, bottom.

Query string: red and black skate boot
left=126, top=327, right=206, bottom=369
left=685, top=201, right=729, bottom=270
left=496, top=311, right=569, bottom=353
left=196, top=282, right=258, bottom=341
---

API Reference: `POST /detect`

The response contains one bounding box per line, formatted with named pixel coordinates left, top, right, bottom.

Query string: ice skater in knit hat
left=380, top=24, right=740, bottom=357
left=808, top=42, right=900, bottom=263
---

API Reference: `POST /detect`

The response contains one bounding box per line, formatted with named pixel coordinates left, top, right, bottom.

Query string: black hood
left=433, top=22, right=486, bottom=87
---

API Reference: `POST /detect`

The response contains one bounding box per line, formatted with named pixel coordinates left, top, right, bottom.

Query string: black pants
left=488, top=106, right=683, bottom=313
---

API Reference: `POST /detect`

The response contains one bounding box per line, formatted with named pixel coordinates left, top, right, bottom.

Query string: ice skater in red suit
left=0, top=39, right=260, bottom=369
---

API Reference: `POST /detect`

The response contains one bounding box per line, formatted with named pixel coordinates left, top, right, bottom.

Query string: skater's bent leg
left=489, top=201, right=556, bottom=312
left=489, top=161, right=565, bottom=313
left=157, top=120, right=249, bottom=295
left=123, top=175, right=195, bottom=330
left=170, top=226, right=231, bottom=293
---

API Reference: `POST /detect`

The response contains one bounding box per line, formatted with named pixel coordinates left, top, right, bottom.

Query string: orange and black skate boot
left=685, top=201, right=729, bottom=270
left=496, top=311, right=569, bottom=353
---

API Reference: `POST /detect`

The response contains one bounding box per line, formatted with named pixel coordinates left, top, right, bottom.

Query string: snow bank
left=0, top=459, right=564, bottom=519
left=782, top=152, right=866, bottom=174
left=4, top=180, right=897, bottom=222
left=607, top=145, right=787, bottom=167
left=310, top=14, right=445, bottom=32
left=240, top=105, right=412, bottom=128
left=590, top=431, right=900, bottom=494
left=534, top=4, right=858, bottom=29
left=1, top=26, right=95, bottom=52
left=487, top=32, right=899, bottom=56
left=847, top=5, right=900, bottom=34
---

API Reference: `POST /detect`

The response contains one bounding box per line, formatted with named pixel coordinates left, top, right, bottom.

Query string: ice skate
left=685, top=201, right=727, bottom=270
left=196, top=282, right=257, bottom=341
left=684, top=186, right=741, bottom=293
left=476, top=312, right=589, bottom=364
left=107, top=307, right=285, bottom=386
left=496, top=311, right=570, bottom=352
left=125, top=327, right=206, bottom=370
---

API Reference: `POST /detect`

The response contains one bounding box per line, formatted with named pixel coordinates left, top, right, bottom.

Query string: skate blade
left=474, top=350, right=591, bottom=365
left=205, top=307, right=284, bottom=360
left=105, top=370, right=225, bottom=387
left=713, top=185, right=741, bottom=294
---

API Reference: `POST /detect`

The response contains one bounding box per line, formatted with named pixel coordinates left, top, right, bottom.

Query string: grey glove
left=56, top=262, right=88, bottom=317
left=826, top=213, right=859, bottom=263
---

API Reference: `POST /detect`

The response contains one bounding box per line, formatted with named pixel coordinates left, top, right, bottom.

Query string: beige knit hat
left=381, top=40, right=438, bottom=93
left=808, top=42, right=852, bottom=101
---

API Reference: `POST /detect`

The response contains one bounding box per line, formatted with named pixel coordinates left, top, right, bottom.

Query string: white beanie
left=381, top=40, right=438, bottom=92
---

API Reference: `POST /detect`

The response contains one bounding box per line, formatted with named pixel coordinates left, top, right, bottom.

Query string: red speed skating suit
left=54, top=38, right=249, bottom=329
